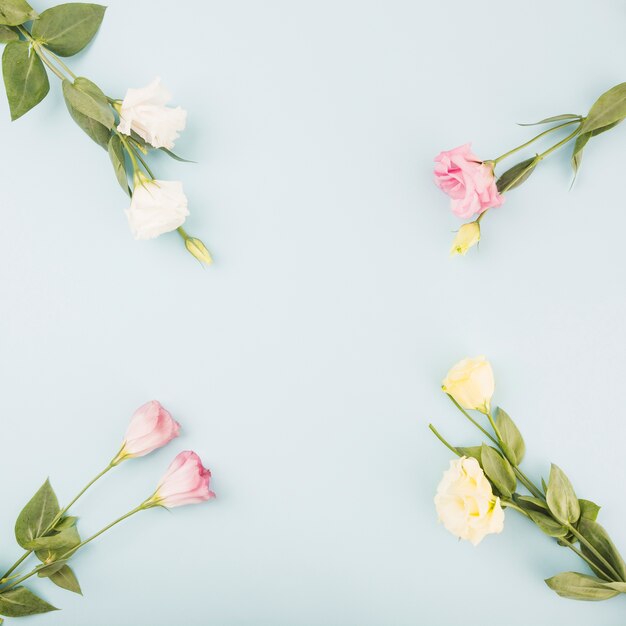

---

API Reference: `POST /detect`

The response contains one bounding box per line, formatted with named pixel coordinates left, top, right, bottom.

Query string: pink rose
left=434, top=144, right=504, bottom=219
left=115, top=401, right=180, bottom=462
left=152, top=451, right=215, bottom=508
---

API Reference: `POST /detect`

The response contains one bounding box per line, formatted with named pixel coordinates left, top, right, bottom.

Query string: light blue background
left=1, top=0, right=626, bottom=623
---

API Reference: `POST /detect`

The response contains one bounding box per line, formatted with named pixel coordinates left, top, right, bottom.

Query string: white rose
left=435, top=456, right=504, bottom=546
left=442, top=356, right=495, bottom=413
left=126, top=178, right=189, bottom=240
left=117, top=77, right=187, bottom=150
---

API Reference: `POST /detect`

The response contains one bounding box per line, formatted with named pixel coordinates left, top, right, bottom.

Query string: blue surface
left=2, top=0, right=626, bottom=624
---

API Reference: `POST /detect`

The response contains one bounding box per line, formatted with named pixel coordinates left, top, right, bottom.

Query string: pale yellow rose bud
left=185, top=237, right=213, bottom=265
left=450, top=222, right=480, bottom=256
left=435, top=456, right=504, bottom=545
left=442, top=356, right=495, bottom=413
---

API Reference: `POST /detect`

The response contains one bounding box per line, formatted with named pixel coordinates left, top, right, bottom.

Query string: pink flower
left=434, top=144, right=504, bottom=219
left=115, top=401, right=180, bottom=462
left=152, top=451, right=215, bottom=508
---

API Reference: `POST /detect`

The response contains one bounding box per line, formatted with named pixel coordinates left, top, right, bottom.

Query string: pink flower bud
left=151, top=451, right=215, bottom=508
left=115, top=401, right=180, bottom=462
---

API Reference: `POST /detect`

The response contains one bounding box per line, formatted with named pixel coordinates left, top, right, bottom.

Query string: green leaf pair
left=572, top=83, right=626, bottom=174
left=1, top=2, right=106, bottom=120
left=10, top=479, right=83, bottom=602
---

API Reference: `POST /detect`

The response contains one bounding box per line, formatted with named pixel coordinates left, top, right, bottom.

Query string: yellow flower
left=435, top=456, right=504, bottom=545
left=450, top=222, right=480, bottom=256
left=442, top=356, right=494, bottom=413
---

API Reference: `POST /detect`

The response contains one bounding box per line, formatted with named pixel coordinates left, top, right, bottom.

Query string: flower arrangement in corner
left=0, top=0, right=212, bottom=264
left=0, top=401, right=215, bottom=621
left=434, top=82, right=626, bottom=256
left=429, top=356, right=626, bottom=602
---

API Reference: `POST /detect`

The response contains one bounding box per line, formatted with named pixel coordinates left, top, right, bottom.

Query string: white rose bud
left=117, top=77, right=187, bottom=150
left=442, top=356, right=495, bottom=414
left=126, top=174, right=190, bottom=240
left=435, top=456, right=504, bottom=546
left=450, top=222, right=480, bottom=256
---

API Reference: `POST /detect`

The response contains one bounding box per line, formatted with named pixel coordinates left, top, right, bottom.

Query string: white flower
left=442, top=356, right=495, bottom=413
left=126, top=176, right=189, bottom=240
left=117, top=77, right=187, bottom=150
left=435, top=457, right=504, bottom=546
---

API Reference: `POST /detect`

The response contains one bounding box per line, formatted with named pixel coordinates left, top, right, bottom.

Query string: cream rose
left=442, top=356, right=494, bottom=413
left=126, top=177, right=189, bottom=240
left=435, top=456, right=504, bottom=546
left=117, top=77, right=187, bottom=150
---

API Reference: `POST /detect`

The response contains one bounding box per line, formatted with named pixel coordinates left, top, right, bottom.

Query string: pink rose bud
left=151, top=451, right=215, bottom=508
left=114, top=401, right=180, bottom=463
left=434, top=143, right=504, bottom=219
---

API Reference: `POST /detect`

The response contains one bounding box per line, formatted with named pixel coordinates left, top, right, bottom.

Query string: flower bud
left=147, top=451, right=215, bottom=508
left=442, top=356, right=495, bottom=413
left=114, top=401, right=180, bottom=464
left=450, top=222, right=480, bottom=256
left=185, top=237, right=213, bottom=265
left=435, top=456, right=504, bottom=545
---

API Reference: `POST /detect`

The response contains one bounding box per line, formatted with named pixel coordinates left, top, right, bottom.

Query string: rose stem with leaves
left=0, top=453, right=122, bottom=583
left=429, top=398, right=625, bottom=584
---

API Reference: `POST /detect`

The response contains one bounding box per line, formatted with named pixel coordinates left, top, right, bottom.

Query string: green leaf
left=546, top=464, right=580, bottom=525
left=581, top=83, right=626, bottom=135
left=31, top=3, right=106, bottom=57
left=541, top=477, right=548, bottom=493
left=603, top=581, right=626, bottom=593
left=0, top=0, right=37, bottom=26
left=578, top=517, right=626, bottom=582
left=15, top=478, right=60, bottom=549
left=571, top=121, right=622, bottom=176
left=26, top=525, right=81, bottom=552
left=515, top=495, right=549, bottom=512
left=160, top=146, right=196, bottom=163
left=65, top=98, right=111, bottom=146
left=0, top=587, right=57, bottom=617
left=37, top=559, right=68, bottom=577
left=480, top=444, right=516, bottom=498
left=571, top=132, right=591, bottom=175
left=496, top=157, right=537, bottom=193
left=55, top=515, right=78, bottom=530
left=0, top=24, right=18, bottom=42
left=518, top=114, right=581, bottom=126
left=526, top=509, right=568, bottom=538
left=545, top=572, right=620, bottom=601
left=49, top=565, right=82, bottom=594
left=108, top=134, right=130, bottom=195
left=579, top=499, right=601, bottom=521
left=494, top=408, right=525, bottom=465
left=456, top=446, right=482, bottom=464
left=2, top=40, right=49, bottom=120
left=62, top=77, right=114, bottom=129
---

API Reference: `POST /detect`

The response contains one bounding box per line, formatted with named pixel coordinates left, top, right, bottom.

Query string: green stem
left=44, top=48, right=77, bottom=80
left=0, top=461, right=116, bottom=581
left=129, top=143, right=156, bottom=179
left=428, top=424, right=460, bottom=456
left=535, top=125, right=582, bottom=161
left=2, top=504, right=146, bottom=592
left=568, top=525, right=624, bottom=582
left=493, top=119, right=581, bottom=164
left=559, top=537, right=615, bottom=581
left=177, top=226, right=189, bottom=241
left=446, top=394, right=498, bottom=445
